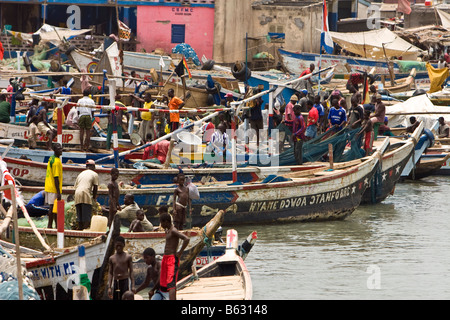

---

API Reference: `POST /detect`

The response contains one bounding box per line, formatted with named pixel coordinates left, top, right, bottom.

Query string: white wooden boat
left=177, top=229, right=252, bottom=300
left=5, top=210, right=225, bottom=287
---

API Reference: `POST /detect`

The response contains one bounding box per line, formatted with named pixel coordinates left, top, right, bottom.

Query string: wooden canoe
left=177, top=229, right=252, bottom=300
left=361, top=121, right=423, bottom=204
left=18, top=146, right=381, bottom=227
left=408, top=152, right=450, bottom=180
left=3, top=210, right=225, bottom=288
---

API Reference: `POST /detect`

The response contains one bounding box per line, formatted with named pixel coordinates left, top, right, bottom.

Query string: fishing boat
left=194, top=229, right=257, bottom=269
left=361, top=121, right=423, bottom=204
left=4, top=209, right=224, bottom=287
left=177, top=229, right=252, bottom=300
left=0, top=119, right=136, bottom=151
left=0, top=143, right=143, bottom=165
left=407, top=152, right=450, bottom=180
left=18, top=142, right=381, bottom=227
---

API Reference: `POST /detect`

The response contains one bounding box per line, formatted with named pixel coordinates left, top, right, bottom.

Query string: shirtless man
left=134, top=247, right=164, bottom=300
left=107, top=168, right=120, bottom=228
left=173, top=173, right=191, bottom=230
left=159, top=212, right=190, bottom=300
left=108, top=236, right=135, bottom=300
left=36, top=102, right=57, bottom=150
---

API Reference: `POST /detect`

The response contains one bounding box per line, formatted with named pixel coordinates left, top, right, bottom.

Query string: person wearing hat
left=284, top=94, right=298, bottom=133
left=298, top=90, right=308, bottom=113
left=73, top=159, right=99, bottom=230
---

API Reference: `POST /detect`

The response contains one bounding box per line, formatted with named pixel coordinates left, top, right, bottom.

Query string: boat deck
left=177, top=275, right=245, bottom=300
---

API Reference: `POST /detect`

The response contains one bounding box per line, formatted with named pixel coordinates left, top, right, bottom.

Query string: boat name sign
left=248, top=185, right=357, bottom=212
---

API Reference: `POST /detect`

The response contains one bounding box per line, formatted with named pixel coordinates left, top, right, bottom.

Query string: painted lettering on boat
left=248, top=186, right=354, bottom=212
left=29, top=261, right=76, bottom=282
left=6, top=166, right=29, bottom=177
left=21, top=130, right=74, bottom=143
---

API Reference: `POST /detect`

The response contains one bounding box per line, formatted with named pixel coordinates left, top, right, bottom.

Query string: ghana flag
left=175, top=56, right=192, bottom=79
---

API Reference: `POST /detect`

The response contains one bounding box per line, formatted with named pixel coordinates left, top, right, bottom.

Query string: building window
left=171, top=24, right=186, bottom=44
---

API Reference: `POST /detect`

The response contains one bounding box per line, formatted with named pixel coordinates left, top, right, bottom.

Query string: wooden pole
left=11, top=189, right=23, bottom=300
left=163, top=139, right=175, bottom=169
left=57, top=199, right=65, bottom=248
left=328, top=143, right=334, bottom=170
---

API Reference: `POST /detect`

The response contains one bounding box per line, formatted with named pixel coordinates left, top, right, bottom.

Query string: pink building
left=136, top=4, right=215, bottom=60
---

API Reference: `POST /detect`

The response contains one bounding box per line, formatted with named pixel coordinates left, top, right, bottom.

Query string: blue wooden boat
left=19, top=147, right=381, bottom=227
left=278, top=49, right=431, bottom=87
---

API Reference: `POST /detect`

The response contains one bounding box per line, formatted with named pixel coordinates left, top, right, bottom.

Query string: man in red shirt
left=143, top=135, right=170, bottom=164
left=305, top=100, right=319, bottom=140
left=300, top=63, right=315, bottom=88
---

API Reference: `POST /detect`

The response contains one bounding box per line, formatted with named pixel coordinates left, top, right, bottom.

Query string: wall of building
left=136, top=5, right=215, bottom=59
left=213, top=0, right=323, bottom=64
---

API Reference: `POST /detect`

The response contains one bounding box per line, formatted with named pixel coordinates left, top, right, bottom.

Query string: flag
left=363, top=79, right=371, bottom=104
left=159, top=56, right=166, bottom=69
left=398, top=0, right=412, bottom=15
left=321, top=0, right=334, bottom=54
left=426, top=62, right=449, bottom=94
left=175, top=56, right=192, bottom=79
left=117, top=20, right=131, bottom=41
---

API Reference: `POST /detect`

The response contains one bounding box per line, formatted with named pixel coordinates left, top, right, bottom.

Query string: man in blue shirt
left=313, top=95, right=325, bottom=133
left=328, top=98, right=347, bottom=130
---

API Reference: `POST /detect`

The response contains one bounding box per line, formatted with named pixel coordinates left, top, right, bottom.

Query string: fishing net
left=0, top=245, right=40, bottom=300
left=259, top=127, right=364, bottom=167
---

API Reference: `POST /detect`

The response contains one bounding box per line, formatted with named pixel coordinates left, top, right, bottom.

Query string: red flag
left=0, top=41, right=4, bottom=60
left=398, top=0, right=412, bottom=15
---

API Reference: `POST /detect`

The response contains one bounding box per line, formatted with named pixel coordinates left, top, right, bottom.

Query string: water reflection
left=233, top=176, right=450, bottom=300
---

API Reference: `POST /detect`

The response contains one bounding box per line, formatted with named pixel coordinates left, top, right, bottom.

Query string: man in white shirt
left=206, top=123, right=231, bottom=163
left=74, top=160, right=99, bottom=230
left=66, top=106, right=79, bottom=129
left=77, top=89, right=96, bottom=151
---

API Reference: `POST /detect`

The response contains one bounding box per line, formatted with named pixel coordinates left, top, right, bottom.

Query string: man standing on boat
left=77, top=89, right=95, bottom=152
left=292, top=105, right=306, bottom=164
left=0, top=93, right=11, bottom=123
left=131, top=92, right=154, bottom=143
left=159, top=212, right=190, bottom=300
left=328, top=97, right=347, bottom=131
left=305, top=100, right=318, bottom=140
left=299, top=63, right=315, bottom=91
left=106, top=95, right=129, bottom=150
left=284, top=94, right=298, bottom=135
left=167, top=88, right=185, bottom=132
left=74, top=160, right=98, bottom=230
left=44, top=143, right=63, bottom=229
left=36, top=102, right=57, bottom=151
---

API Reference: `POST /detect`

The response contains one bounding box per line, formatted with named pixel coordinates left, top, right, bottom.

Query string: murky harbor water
left=233, top=176, right=450, bottom=300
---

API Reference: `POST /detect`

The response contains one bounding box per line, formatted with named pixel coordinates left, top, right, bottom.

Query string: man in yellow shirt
left=167, top=88, right=184, bottom=132
left=44, top=143, right=63, bottom=228
left=130, top=92, right=154, bottom=143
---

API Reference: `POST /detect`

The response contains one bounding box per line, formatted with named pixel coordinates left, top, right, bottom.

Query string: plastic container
left=89, top=215, right=108, bottom=232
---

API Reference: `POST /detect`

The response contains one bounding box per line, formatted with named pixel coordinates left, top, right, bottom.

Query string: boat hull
left=361, top=138, right=415, bottom=204
left=19, top=155, right=379, bottom=227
